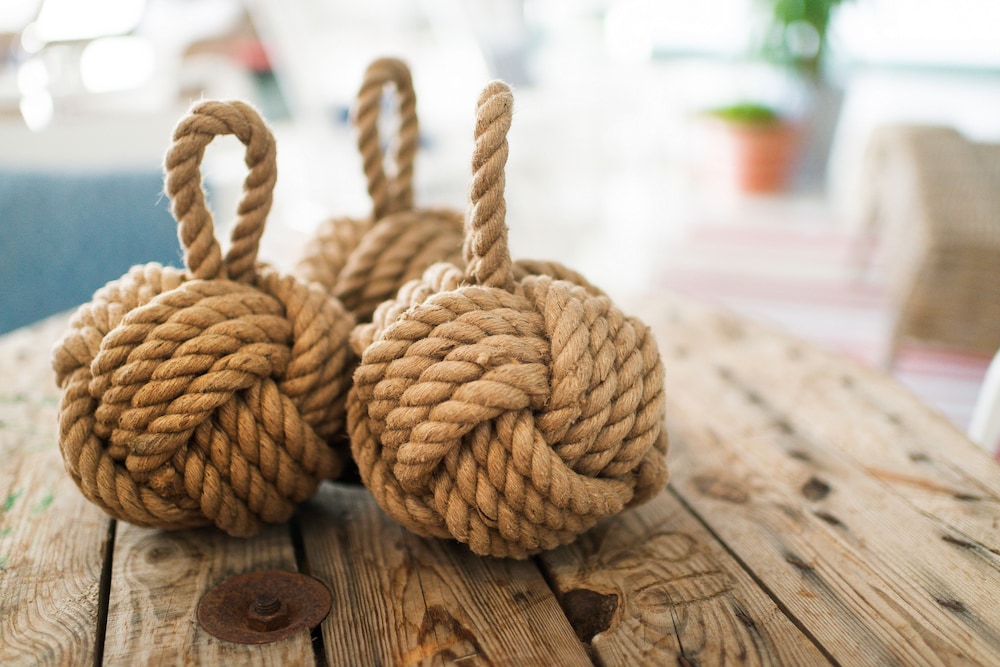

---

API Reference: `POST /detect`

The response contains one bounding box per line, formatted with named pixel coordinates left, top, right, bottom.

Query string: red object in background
left=724, top=122, right=800, bottom=193
left=230, top=38, right=272, bottom=73
left=701, top=119, right=801, bottom=194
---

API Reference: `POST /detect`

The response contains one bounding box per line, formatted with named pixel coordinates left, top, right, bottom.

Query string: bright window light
left=20, top=91, right=54, bottom=131
left=0, top=0, right=43, bottom=33
left=604, top=0, right=653, bottom=63
left=20, top=23, right=46, bottom=53
left=34, top=0, right=145, bottom=42
left=835, top=0, right=1000, bottom=68
left=80, top=36, right=156, bottom=92
left=16, top=58, right=49, bottom=95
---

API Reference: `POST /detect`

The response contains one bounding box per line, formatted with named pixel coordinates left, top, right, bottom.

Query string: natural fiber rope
left=296, top=58, right=464, bottom=322
left=356, top=56, right=418, bottom=220
left=348, top=81, right=668, bottom=559
left=52, top=101, right=355, bottom=537
left=464, top=81, right=515, bottom=292
left=167, top=101, right=275, bottom=284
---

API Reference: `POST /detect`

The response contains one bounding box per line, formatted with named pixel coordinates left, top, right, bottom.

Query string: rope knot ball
left=297, top=57, right=465, bottom=322
left=348, top=82, right=668, bottom=558
left=52, top=101, right=354, bottom=536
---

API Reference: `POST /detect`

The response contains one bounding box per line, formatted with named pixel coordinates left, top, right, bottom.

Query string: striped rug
left=653, top=202, right=993, bottom=451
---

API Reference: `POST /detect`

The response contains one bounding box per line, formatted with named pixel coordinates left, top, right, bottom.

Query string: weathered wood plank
left=668, top=420, right=995, bottom=666
left=640, top=296, right=1000, bottom=551
left=538, top=488, right=833, bottom=666
left=0, top=314, right=110, bottom=666
left=103, top=522, right=312, bottom=666
left=299, top=482, right=591, bottom=667
left=746, top=338, right=1000, bottom=552
left=640, top=296, right=1000, bottom=666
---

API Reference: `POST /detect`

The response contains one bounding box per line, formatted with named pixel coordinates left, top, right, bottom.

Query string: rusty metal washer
left=197, top=570, right=332, bottom=644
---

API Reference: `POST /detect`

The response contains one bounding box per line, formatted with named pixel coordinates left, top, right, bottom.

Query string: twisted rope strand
left=226, top=103, right=277, bottom=283
left=464, top=81, right=515, bottom=291
left=355, top=57, right=419, bottom=219
left=164, top=100, right=275, bottom=282
left=332, top=210, right=463, bottom=320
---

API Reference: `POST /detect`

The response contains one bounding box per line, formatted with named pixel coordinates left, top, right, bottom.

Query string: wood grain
left=539, top=488, right=833, bottom=666
left=644, top=296, right=1000, bottom=550
left=6, top=296, right=1000, bottom=666
left=299, top=482, right=591, bottom=667
left=754, top=338, right=1000, bottom=552
left=102, top=522, right=312, bottom=666
left=640, top=296, right=1000, bottom=666
left=0, top=314, right=110, bottom=667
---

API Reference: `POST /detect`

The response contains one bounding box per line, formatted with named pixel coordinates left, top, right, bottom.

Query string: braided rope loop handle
left=164, top=100, right=277, bottom=284
left=464, top=81, right=515, bottom=292
left=355, top=57, right=419, bottom=220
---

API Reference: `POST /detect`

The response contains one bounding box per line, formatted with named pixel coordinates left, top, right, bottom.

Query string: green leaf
left=706, top=103, right=782, bottom=125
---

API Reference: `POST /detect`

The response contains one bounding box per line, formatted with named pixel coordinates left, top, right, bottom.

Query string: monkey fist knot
left=52, top=263, right=354, bottom=536
left=349, top=264, right=668, bottom=558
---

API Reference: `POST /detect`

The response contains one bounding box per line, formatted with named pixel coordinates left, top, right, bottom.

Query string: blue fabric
left=0, top=170, right=183, bottom=333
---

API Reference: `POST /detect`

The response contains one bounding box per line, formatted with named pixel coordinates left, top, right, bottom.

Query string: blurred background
left=2, top=0, right=999, bottom=441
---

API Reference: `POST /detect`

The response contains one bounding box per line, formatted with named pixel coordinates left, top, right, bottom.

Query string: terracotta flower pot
left=702, top=116, right=801, bottom=194
left=725, top=121, right=799, bottom=192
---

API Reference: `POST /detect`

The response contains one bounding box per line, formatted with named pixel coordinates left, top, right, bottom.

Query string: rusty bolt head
left=197, top=570, right=332, bottom=644
left=246, top=593, right=291, bottom=633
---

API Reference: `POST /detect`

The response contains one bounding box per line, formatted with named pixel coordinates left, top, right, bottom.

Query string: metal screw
left=246, top=592, right=290, bottom=632
left=253, top=593, right=281, bottom=616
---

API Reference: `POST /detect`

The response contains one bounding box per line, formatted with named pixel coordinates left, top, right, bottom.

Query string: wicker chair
left=854, top=124, right=1000, bottom=367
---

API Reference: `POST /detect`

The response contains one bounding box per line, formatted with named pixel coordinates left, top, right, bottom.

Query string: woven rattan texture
left=857, top=125, right=1000, bottom=362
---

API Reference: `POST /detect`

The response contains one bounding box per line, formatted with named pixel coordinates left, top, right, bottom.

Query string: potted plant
left=703, top=101, right=800, bottom=193
left=756, top=0, right=854, bottom=185
left=702, top=0, right=852, bottom=193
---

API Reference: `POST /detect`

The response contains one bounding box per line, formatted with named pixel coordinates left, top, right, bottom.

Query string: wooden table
left=3, top=294, right=999, bottom=666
